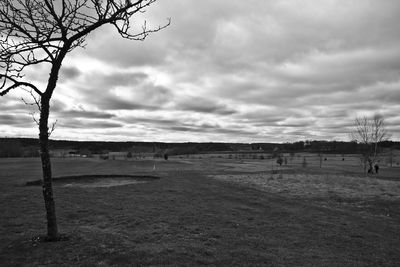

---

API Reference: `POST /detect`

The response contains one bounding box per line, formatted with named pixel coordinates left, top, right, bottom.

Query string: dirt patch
left=62, top=178, right=147, bottom=188
left=25, top=175, right=159, bottom=188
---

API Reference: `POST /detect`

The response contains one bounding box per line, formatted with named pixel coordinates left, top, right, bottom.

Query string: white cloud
left=2, top=0, right=400, bottom=142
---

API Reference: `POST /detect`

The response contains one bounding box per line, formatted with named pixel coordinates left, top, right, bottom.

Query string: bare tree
left=352, top=115, right=389, bottom=176
left=0, top=0, right=169, bottom=241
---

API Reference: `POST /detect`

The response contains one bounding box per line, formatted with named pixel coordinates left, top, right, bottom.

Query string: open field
left=1, top=156, right=400, bottom=266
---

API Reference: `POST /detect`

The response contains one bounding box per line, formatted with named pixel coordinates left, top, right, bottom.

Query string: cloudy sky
left=2, top=0, right=400, bottom=142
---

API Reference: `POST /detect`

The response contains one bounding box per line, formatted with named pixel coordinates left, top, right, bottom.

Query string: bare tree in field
left=352, top=115, right=389, bottom=176
left=0, top=0, right=169, bottom=241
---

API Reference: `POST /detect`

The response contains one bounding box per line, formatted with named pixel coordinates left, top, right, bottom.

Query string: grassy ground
left=0, top=157, right=400, bottom=266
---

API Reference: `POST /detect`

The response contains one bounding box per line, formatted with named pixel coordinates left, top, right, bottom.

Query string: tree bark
left=39, top=96, right=58, bottom=240
left=38, top=50, right=66, bottom=240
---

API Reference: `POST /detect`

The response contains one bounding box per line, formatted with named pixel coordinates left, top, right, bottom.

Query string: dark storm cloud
left=87, top=95, right=160, bottom=111
left=56, top=109, right=115, bottom=119
left=278, top=122, right=315, bottom=128
left=122, top=115, right=200, bottom=131
left=120, top=114, right=256, bottom=136
left=170, top=126, right=193, bottom=132
left=101, top=72, right=149, bottom=87
left=58, top=119, right=123, bottom=129
left=0, top=114, right=35, bottom=126
left=81, top=71, right=149, bottom=88
left=121, top=116, right=179, bottom=126
left=169, top=123, right=257, bottom=136
left=60, top=66, right=81, bottom=81
left=0, top=101, right=31, bottom=112
left=50, top=99, right=67, bottom=112
left=172, top=121, right=258, bottom=136
left=72, top=70, right=173, bottom=111
left=216, top=127, right=258, bottom=136
left=177, top=97, right=236, bottom=115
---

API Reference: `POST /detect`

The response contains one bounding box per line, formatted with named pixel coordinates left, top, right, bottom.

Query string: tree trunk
left=37, top=48, right=67, bottom=240
left=38, top=54, right=65, bottom=240
left=39, top=97, right=58, bottom=240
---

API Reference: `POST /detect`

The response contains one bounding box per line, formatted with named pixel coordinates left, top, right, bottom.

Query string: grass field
left=1, top=156, right=400, bottom=266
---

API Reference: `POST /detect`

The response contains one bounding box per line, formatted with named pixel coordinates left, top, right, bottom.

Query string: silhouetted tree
left=0, top=0, right=169, bottom=241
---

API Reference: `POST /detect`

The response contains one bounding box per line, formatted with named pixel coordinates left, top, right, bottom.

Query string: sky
left=1, top=0, right=400, bottom=143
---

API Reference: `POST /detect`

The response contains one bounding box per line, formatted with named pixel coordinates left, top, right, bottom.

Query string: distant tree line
left=253, top=140, right=399, bottom=154
left=0, top=139, right=23, bottom=157
left=0, top=139, right=39, bottom=157
left=0, top=138, right=399, bottom=158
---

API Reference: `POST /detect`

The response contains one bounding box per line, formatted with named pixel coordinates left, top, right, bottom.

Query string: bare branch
left=0, top=76, right=42, bottom=96
left=21, top=88, right=42, bottom=111
left=0, top=69, right=42, bottom=95
left=48, top=119, right=58, bottom=137
left=1, top=0, right=169, bottom=98
left=30, top=111, right=40, bottom=126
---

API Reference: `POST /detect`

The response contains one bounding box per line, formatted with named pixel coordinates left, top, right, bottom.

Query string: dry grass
left=211, top=173, right=400, bottom=200
left=1, top=157, right=400, bottom=266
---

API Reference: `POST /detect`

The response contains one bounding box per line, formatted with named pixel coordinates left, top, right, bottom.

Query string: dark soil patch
left=25, top=174, right=160, bottom=187
left=32, top=233, right=69, bottom=243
